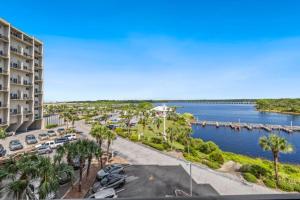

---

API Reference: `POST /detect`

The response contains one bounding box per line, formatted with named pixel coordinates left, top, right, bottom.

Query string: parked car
left=47, top=130, right=57, bottom=137
left=54, top=137, right=69, bottom=147
left=70, top=156, right=85, bottom=170
left=92, top=174, right=125, bottom=193
left=87, top=188, right=117, bottom=199
left=25, top=135, right=38, bottom=145
left=26, top=178, right=55, bottom=200
left=5, top=131, right=14, bottom=137
left=9, top=140, right=23, bottom=151
left=65, top=134, right=76, bottom=141
left=38, top=133, right=49, bottom=141
left=36, top=145, right=52, bottom=155
left=57, top=128, right=65, bottom=134
left=96, top=164, right=125, bottom=180
left=35, top=140, right=57, bottom=149
left=0, top=144, right=6, bottom=157
left=58, top=171, right=72, bottom=185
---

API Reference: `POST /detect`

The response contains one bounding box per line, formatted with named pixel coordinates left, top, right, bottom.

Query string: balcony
left=0, top=68, right=8, bottom=75
left=0, top=103, right=8, bottom=109
left=34, top=50, right=42, bottom=57
left=11, top=32, right=33, bottom=46
left=0, top=50, right=8, bottom=59
left=10, top=63, right=33, bottom=73
left=0, top=121, right=8, bottom=127
left=24, top=110, right=33, bottom=115
left=0, top=34, right=9, bottom=43
left=0, top=86, right=8, bottom=92
left=10, top=110, right=22, bottom=116
left=10, top=46, right=33, bottom=60
left=34, top=76, right=42, bottom=82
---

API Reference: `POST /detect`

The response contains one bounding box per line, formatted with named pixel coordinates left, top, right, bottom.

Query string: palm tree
left=259, top=134, right=294, bottom=185
left=105, top=130, right=116, bottom=156
left=0, top=154, right=73, bottom=200
left=153, top=117, right=162, bottom=130
left=166, top=125, right=179, bottom=150
left=90, top=123, right=108, bottom=149
left=86, top=141, right=101, bottom=177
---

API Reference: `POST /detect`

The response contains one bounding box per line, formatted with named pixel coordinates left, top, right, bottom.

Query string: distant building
left=0, top=19, right=44, bottom=132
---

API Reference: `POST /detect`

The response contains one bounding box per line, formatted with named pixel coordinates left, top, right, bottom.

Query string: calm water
left=155, top=103, right=300, bottom=164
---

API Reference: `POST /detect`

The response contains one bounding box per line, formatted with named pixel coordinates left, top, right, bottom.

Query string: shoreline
left=257, top=109, right=300, bottom=116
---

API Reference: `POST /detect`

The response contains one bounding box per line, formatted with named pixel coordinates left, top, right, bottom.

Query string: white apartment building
left=0, top=19, right=43, bottom=132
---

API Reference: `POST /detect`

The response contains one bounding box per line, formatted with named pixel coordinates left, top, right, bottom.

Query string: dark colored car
left=92, top=174, right=125, bottom=193
left=96, top=164, right=125, bottom=180
left=58, top=171, right=72, bottom=185
left=70, top=156, right=85, bottom=170
left=0, top=144, right=6, bottom=157
left=25, top=134, right=38, bottom=145
left=9, top=140, right=23, bottom=151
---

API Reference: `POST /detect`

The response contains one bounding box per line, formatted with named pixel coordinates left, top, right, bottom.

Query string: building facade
left=0, top=19, right=43, bottom=132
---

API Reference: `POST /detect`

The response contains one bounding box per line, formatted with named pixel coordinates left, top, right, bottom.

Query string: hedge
left=45, top=124, right=58, bottom=129
left=278, top=180, right=294, bottom=192
left=263, top=178, right=276, bottom=188
left=243, top=173, right=258, bottom=183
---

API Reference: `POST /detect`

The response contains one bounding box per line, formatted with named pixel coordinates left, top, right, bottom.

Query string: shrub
left=151, top=137, right=163, bottom=144
left=240, top=164, right=270, bottom=178
left=243, top=173, right=257, bottom=183
left=293, top=182, right=300, bottom=192
left=263, top=178, right=276, bottom=188
left=190, top=138, right=204, bottom=149
left=115, top=127, right=123, bottom=135
left=184, top=146, right=199, bottom=157
left=45, top=124, right=58, bottom=129
left=240, top=164, right=251, bottom=173
left=199, top=141, right=219, bottom=154
left=249, top=164, right=270, bottom=178
left=209, top=151, right=224, bottom=165
left=142, top=141, right=165, bottom=151
left=278, top=180, right=294, bottom=192
left=201, top=160, right=220, bottom=169
left=130, top=134, right=139, bottom=142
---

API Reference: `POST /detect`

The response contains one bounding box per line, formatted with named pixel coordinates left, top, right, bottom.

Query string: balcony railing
left=0, top=50, right=8, bottom=58
left=0, top=86, right=8, bottom=91
left=0, top=68, right=8, bottom=75
left=0, top=122, right=8, bottom=126
left=0, top=34, right=9, bottom=42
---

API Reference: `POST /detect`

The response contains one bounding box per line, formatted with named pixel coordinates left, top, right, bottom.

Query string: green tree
left=259, top=134, right=294, bottom=185
left=0, top=128, right=6, bottom=139
left=86, top=141, right=101, bottom=177
left=105, top=130, right=116, bottom=155
left=153, top=117, right=162, bottom=130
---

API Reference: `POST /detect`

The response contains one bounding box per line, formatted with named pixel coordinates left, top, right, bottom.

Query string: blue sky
left=2, top=0, right=300, bottom=101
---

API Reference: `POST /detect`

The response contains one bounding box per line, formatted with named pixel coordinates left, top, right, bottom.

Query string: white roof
left=151, top=105, right=171, bottom=112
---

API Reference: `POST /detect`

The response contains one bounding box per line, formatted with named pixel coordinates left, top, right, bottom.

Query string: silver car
left=96, top=164, right=125, bottom=180
left=36, top=146, right=52, bottom=155
left=9, top=140, right=23, bottom=151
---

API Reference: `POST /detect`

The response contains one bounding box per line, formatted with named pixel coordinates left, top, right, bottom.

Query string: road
left=75, top=120, right=281, bottom=195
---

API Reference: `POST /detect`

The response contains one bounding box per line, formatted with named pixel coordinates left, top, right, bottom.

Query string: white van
left=35, top=140, right=57, bottom=149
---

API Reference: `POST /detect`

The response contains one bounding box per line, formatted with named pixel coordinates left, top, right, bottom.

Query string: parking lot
left=0, top=126, right=79, bottom=157
left=89, top=164, right=219, bottom=198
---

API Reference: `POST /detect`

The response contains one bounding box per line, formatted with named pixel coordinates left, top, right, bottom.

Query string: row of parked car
left=87, top=164, right=127, bottom=199
left=0, top=128, right=78, bottom=157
